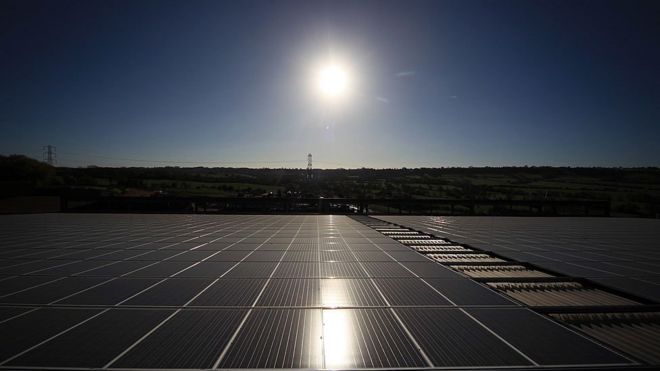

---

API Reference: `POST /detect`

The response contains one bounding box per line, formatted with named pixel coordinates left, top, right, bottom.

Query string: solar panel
left=322, top=308, right=427, bottom=368
left=0, top=214, right=643, bottom=369
left=218, top=309, right=323, bottom=368
left=377, top=215, right=660, bottom=303
left=111, top=308, right=246, bottom=369
left=6, top=309, right=172, bottom=368
left=551, top=312, right=660, bottom=364
left=0, top=308, right=100, bottom=361
left=466, top=308, right=631, bottom=365
left=396, top=308, right=532, bottom=367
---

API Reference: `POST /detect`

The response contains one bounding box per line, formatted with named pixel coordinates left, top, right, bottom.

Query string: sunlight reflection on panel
left=323, top=309, right=355, bottom=369
left=321, top=278, right=348, bottom=307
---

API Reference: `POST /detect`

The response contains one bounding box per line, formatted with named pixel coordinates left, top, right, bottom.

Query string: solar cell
left=374, top=278, right=452, bottom=305
left=174, top=261, right=235, bottom=278
left=0, top=276, right=108, bottom=304
left=273, top=262, right=319, bottom=278
left=86, top=249, right=149, bottom=260
left=281, top=250, right=318, bottom=261
left=166, top=249, right=219, bottom=261
left=76, top=260, right=154, bottom=276
left=320, top=278, right=385, bottom=307
left=189, top=278, right=265, bottom=306
left=320, top=249, right=356, bottom=262
left=321, top=262, right=369, bottom=278
left=0, top=259, right=77, bottom=275
left=58, top=278, right=161, bottom=305
left=0, top=306, right=31, bottom=322
left=123, top=278, right=214, bottom=306
left=34, top=260, right=112, bottom=276
left=123, top=250, right=180, bottom=261
left=224, top=243, right=264, bottom=251
left=223, top=262, right=277, bottom=278
left=126, top=261, right=195, bottom=277
left=258, top=243, right=292, bottom=250
left=257, top=278, right=320, bottom=306
left=0, top=275, right=61, bottom=296
left=205, top=250, right=250, bottom=261
left=244, top=250, right=285, bottom=261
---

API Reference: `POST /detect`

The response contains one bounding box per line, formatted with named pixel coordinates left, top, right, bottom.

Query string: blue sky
left=1, top=0, right=658, bottom=168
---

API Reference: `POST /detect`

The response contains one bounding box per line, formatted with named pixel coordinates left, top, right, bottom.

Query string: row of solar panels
left=353, top=215, right=660, bottom=365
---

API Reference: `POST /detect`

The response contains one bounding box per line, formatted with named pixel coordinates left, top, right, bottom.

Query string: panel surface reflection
left=323, top=309, right=353, bottom=369
left=219, top=309, right=323, bottom=368
left=321, top=279, right=385, bottom=307
left=322, top=309, right=427, bottom=368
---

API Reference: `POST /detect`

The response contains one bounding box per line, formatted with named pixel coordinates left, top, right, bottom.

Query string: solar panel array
left=0, top=214, right=640, bottom=369
left=376, top=216, right=660, bottom=302
left=376, top=215, right=660, bottom=365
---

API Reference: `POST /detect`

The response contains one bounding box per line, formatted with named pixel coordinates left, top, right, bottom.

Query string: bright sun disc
left=318, top=65, right=348, bottom=98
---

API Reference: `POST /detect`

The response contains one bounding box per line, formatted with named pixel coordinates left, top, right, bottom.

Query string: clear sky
left=1, top=0, right=658, bottom=168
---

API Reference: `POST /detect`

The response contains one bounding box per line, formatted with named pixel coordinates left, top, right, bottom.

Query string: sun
left=317, top=64, right=349, bottom=98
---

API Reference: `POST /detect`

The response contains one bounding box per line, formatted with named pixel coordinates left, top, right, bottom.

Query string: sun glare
left=317, top=64, right=349, bottom=99
left=323, top=309, right=353, bottom=368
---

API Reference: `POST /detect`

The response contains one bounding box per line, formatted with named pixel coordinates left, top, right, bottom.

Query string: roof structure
left=0, top=214, right=657, bottom=370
